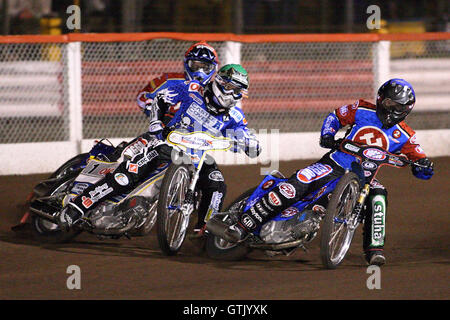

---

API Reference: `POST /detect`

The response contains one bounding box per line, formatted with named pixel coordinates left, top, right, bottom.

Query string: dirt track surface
left=0, top=158, right=449, bottom=300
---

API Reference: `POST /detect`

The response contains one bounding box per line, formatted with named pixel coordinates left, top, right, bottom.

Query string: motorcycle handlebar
left=332, top=138, right=431, bottom=170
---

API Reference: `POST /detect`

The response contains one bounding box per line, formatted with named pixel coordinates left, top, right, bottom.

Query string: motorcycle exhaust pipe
left=205, top=216, right=236, bottom=242
left=29, top=200, right=58, bottom=223
left=29, top=207, right=57, bottom=223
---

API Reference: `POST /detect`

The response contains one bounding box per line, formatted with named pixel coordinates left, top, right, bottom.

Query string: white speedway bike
left=26, top=130, right=235, bottom=249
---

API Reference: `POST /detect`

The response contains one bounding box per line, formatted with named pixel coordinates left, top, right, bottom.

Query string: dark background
left=1, top=0, right=449, bottom=35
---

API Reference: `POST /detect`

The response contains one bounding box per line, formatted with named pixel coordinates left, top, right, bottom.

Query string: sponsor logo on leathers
left=186, top=103, right=224, bottom=134
left=210, top=191, right=223, bottom=211
left=127, top=163, right=138, bottom=174
left=82, top=196, right=93, bottom=209
left=362, top=161, right=378, bottom=170
left=415, top=145, right=425, bottom=154
left=296, top=163, right=333, bottom=184
left=280, top=207, right=299, bottom=218
left=363, top=148, right=386, bottom=161
left=343, top=143, right=360, bottom=153
left=261, top=197, right=275, bottom=213
left=278, top=183, right=296, bottom=199
left=262, top=179, right=275, bottom=190
left=208, top=170, right=224, bottom=182
left=250, top=207, right=263, bottom=222
left=136, top=150, right=158, bottom=167
left=388, top=156, right=404, bottom=166
left=371, top=195, right=386, bottom=246
left=81, top=183, right=114, bottom=209
left=122, top=138, right=149, bottom=158
left=312, top=204, right=326, bottom=215
left=255, top=203, right=269, bottom=217
left=392, top=129, right=401, bottom=139
left=114, top=173, right=129, bottom=186
left=72, top=183, right=89, bottom=195
left=268, top=192, right=281, bottom=206
left=241, top=214, right=256, bottom=229
left=338, top=105, right=348, bottom=117
left=352, top=126, right=389, bottom=149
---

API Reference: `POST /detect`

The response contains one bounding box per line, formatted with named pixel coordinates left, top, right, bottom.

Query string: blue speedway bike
left=206, top=139, right=429, bottom=268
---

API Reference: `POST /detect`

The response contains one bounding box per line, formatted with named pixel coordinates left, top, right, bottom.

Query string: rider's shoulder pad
left=397, top=121, right=415, bottom=138
left=357, top=99, right=376, bottom=111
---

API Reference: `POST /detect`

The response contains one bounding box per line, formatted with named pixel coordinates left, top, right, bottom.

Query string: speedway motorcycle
left=22, top=129, right=237, bottom=248
left=22, top=137, right=164, bottom=243
left=155, top=130, right=235, bottom=256
left=206, top=139, right=430, bottom=269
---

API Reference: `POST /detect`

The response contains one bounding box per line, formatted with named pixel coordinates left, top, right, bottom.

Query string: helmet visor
left=382, top=98, right=412, bottom=117
left=215, top=74, right=248, bottom=99
left=188, top=60, right=215, bottom=74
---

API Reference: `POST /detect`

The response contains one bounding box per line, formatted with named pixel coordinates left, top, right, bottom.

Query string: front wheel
left=205, top=188, right=255, bottom=261
left=156, top=163, right=192, bottom=256
left=320, top=172, right=361, bottom=269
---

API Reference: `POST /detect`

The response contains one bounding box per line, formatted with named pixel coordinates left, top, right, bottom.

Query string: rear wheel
left=30, top=171, right=82, bottom=243
left=156, top=163, right=192, bottom=256
left=320, top=172, right=361, bottom=269
left=205, top=188, right=255, bottom=261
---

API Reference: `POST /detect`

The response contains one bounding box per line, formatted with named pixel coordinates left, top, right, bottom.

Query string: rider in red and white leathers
left=217, top=78, right=434, bottom=265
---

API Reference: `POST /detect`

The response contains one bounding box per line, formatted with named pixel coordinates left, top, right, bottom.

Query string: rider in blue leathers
left=58, top=64, right=261, bottom=237
left=136, top=41, right=219, bottom=122
left=214, top=79, right=434, bottom=266
left=122, top=42, right=219, bottom=161
left=110, top=42, right=227, bottom=237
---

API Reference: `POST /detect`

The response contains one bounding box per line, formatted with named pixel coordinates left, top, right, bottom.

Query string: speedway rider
left=136, top=41, right=219, bottom=116
left=124, top=42, right=224, bottom=237
left=214, top=78, right=434, bottom=266
left=58, top=64, right=261, bottom=237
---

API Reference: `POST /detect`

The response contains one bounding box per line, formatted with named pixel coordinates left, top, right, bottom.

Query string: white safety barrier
left=0, top=129, right=448, bottom=176
left=0, top=33, right=449, bottom=175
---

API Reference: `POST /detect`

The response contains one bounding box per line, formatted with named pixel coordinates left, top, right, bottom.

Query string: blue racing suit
left=70, top=79, right=260, bottom=230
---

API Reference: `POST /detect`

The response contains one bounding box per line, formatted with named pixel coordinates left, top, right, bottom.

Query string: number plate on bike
left=167, top=131, right=232, bottom=151
left=77, top=159, right=120, bottom=184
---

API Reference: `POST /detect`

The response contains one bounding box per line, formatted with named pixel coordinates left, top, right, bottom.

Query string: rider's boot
left=56, top=204, right=84, bottom=230
left=365, top=249, right=386, bottom=266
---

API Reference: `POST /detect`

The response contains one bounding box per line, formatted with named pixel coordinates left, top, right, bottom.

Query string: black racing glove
left=320, top=134, right=335, bottom=149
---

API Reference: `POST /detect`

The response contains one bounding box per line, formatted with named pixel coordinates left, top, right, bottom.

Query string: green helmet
left=205, top=64, right=249, bottom=114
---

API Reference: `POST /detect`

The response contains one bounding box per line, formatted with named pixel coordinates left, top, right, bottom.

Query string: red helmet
left=184, top=42, right=219, bottom=86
